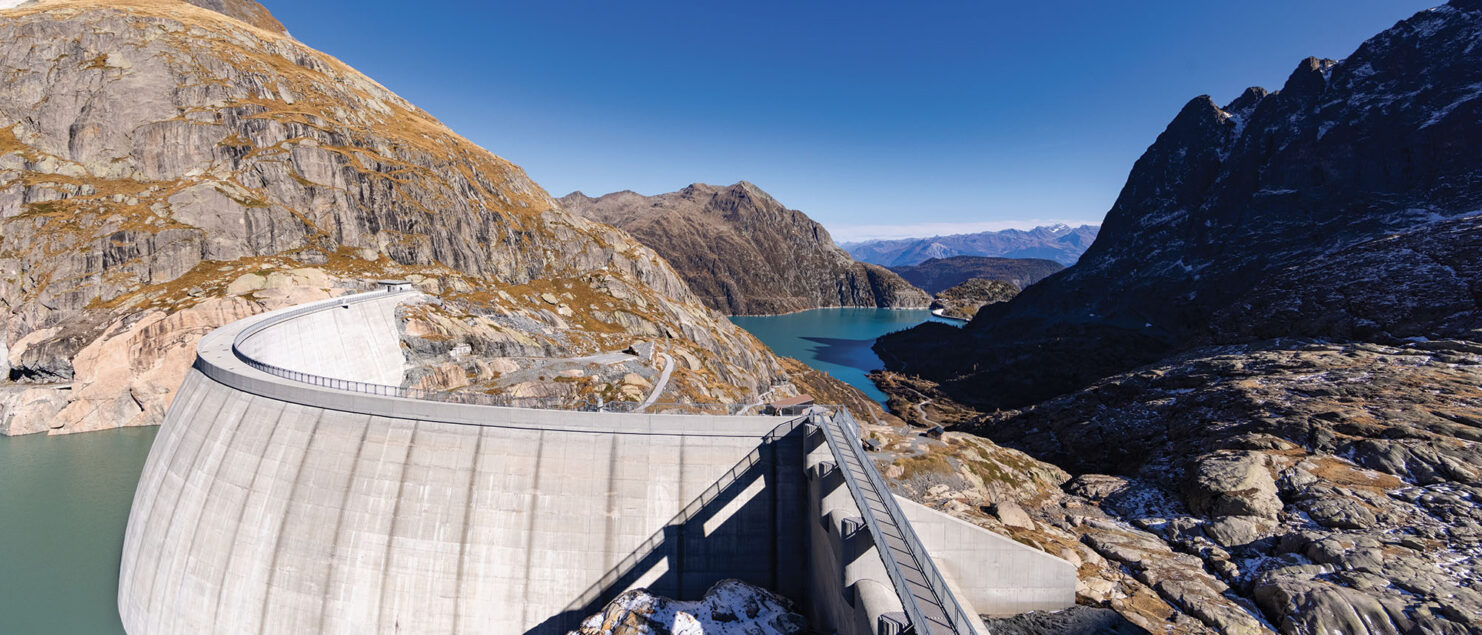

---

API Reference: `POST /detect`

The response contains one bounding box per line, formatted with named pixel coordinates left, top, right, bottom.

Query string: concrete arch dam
left=117, top=289, right=1075, bottom=634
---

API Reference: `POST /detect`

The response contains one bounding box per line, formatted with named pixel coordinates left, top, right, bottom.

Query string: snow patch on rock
left=570, top=579, right=805, bottom=635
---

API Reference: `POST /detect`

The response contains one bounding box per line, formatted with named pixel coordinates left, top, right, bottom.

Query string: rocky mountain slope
left=843, top=223, right=1099, bottom=267
left=866, top=2, right=1482, bottom=633
left=878, top=0, right=1482, bottom=411
left=0, top=0, right=820, bottom=434
left=889, top=255, right=1064, bottom=295
left=880, top=340, right=1482, bottom=635
left=560, top=183, right=929, bottom=315
left=931, top=278, right=1020, bottom=320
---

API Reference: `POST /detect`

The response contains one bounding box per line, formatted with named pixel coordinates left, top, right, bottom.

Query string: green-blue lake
left=730, top=307, right=956, bottom=402
left=0, top=426, right=156, bottom=635
left=0, top=308, right=949, bottom=633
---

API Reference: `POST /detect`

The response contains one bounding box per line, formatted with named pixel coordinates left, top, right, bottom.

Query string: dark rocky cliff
left=879, top=1, right=1482, bottom=410
left=561, top=182, right=930, bottom=315
left=868, top=5, right=1482, bottom=632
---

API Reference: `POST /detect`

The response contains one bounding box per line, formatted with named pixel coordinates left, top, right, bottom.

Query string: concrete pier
left=118, top=290, right=1075, bottom=634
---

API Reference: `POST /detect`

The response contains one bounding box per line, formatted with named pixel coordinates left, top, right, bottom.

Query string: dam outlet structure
left=117, top=288, right=1076, bottom=634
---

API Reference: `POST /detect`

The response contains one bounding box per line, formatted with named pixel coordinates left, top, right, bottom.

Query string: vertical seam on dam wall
left=518, top=429, right=546, bottom=628
left=182, top=395, right=272, bottom=628
left=675, top=435, right=687, bottom=597
left=451, top=425, right=485, bottom=635
left=212, top=403, right=291, bottom=629
left=122, top=375, right=202, bottom=613
left=257, top=408, right=326, bottom=635
left=602, top=434, right=619, bottom=573
left=375, top=420, right=420, bottom=632
left=189, top=400, right=278, bottom=626
left=136, top=378, right=216, bottom=617
left=316, top=413, right=373, bottom=634
left=767, top=439, right=780, bottom=591
left=145, top=384, right=236, bottom=631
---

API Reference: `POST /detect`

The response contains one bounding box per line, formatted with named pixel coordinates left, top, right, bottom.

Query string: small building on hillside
left=765, top=394, right=815, bottom=416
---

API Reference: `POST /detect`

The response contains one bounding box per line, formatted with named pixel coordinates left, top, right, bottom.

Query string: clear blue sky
left=264, top=0, right=1437, bottom=241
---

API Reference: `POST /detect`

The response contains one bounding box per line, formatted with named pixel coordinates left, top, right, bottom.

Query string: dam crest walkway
left=119, top=288, right=1075, bottom=635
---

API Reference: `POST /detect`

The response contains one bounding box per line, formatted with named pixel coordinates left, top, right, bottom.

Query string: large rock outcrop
left=877, top=0, right=1482, bottom=410
left=970, top=340, right=1482, bottom=635
left=930, top=278, right=1020, bottom=320
left=0, top=0, right=798, bottom=433
left=868, top=3, right=1482, bottom=633
left=560, top=183, right=930, bottom=315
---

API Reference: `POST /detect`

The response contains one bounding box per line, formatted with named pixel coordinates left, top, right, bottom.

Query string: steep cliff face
left=868, top=4, right=1482, bottom=632
left=0, top=0, right=796, bottom=433
left=879, top=1, right=1482, bottom=410
left=560, top=183, right=930, bottom=315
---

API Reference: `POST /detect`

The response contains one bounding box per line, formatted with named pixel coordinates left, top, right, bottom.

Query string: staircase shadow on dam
left=527, top=420, right=811, bottom=634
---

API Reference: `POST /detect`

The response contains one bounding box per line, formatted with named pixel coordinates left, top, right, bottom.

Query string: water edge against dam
left=0, top=306, right=1017, bottom=635
left=0, top=309, right=934, bottom=634
left=0, top=426, right=156, bottom=635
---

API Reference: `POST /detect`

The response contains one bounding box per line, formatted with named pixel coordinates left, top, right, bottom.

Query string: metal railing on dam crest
left=122, top=286, right=1075, bottom=634
left=228, top=288, right=981, bottom=634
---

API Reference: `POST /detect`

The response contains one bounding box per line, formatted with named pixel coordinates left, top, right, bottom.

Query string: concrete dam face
left=118, top=290, right=1075, bottom=634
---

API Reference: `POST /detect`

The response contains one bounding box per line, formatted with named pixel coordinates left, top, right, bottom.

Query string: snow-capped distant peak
left=0, top=0, right=31, bottom=9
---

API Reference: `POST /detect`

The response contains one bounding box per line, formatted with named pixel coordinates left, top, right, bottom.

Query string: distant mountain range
left=888, top=256, right=1064, bottom=295
left=841, top=224, right=1099, bottom=267
left=559, top=183, right=929, bottom=315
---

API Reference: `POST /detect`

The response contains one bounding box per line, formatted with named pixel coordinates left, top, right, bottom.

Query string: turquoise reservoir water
left=0, top=426, right=157, bottom=635
left=0, top=308, right=948, bottom=634
left=730, top=308, right=955, bottom=402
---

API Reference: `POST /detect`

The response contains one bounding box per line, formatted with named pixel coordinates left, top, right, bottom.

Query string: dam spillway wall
left=119, top=289, right=1075, bottom=634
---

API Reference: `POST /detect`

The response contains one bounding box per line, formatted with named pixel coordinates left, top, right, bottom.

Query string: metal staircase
left=810, top=408, right=981, bottom=635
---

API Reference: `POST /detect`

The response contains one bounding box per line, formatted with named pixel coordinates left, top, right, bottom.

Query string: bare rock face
left=960, top=341, right=1482, bottom=634
left=872, top=424, right=1266, bottom=635
left=0, top=0, right=794, bottom=433
left=570, top=579, right=806, bottom=635
left=560, top=183, right=930, bottom=315
left=1184, top=452, right=1282, bottom=519
left=179, top=0, right=286, bottom=34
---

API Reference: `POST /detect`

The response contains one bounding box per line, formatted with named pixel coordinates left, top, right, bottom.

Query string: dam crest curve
left=119, top=288, right=1075, bottom=634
